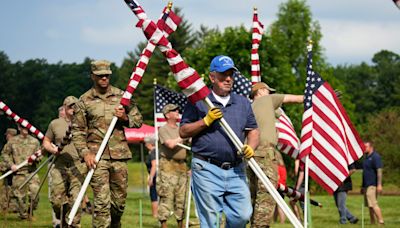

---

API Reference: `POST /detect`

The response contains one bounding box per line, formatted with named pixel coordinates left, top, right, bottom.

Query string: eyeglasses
left=95, top=74, right=111, bottom=78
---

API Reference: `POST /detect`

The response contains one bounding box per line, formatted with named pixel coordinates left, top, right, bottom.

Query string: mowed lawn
left=1, top=162, right=399, bottom=227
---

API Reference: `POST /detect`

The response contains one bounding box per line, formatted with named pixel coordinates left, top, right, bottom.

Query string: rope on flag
left=251, top=7, right=264, bottom=84
left=298, top=42, right=365, bottom=194
left=120, top=5, right=182, bottom=106
left=124, top=0, right=210, bottom=104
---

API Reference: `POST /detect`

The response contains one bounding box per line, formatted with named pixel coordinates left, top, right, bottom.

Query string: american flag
left=251, top=7, right=264, bottom=84
left=298, top=45, right=364, bottom=194
left=154, top=84, right=187, bottom=128
left=124, top=0, right=210, bottom=104
left=120, top=5, right=181, bottom=106
left=276, top=108, right=300, bottom=159
left=232, top=71, right=252, bottom=97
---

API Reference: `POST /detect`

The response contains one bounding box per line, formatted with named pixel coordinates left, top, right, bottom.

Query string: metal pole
left=185, top=178, right=192, bottom=228
left=140, top=143, right=145, bottom=196
left=19, top=155, right=54, bottom=190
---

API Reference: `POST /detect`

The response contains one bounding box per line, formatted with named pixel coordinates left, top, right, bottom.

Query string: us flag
left=251, top=7, right=264, bottom=84
left=298, top=46, right=364, bottom=194
left=232, top=71, right=252, bottom=97
left=154, top=84, right=187, bottom=127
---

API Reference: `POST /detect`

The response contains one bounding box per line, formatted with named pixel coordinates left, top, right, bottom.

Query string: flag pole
left=153, top=78, right=159, bottom=171
left=304, top=155, right=310, bottom=228
left=303, top=40, right=314, bottom=228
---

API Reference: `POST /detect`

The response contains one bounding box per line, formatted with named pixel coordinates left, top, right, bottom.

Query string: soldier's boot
left=160, top=220, right=168, bottom=228
left=177, top=220, right=183, bottom=228
left=110, top=214, right=122, bottom=228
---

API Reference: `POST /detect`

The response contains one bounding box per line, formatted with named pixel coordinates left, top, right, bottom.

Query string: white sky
left=0, top=0, right=399, bottom=66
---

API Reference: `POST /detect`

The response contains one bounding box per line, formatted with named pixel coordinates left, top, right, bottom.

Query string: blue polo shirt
left=362, top=151, right=383, bottom=188
left=180, top=92, right=257, bottom=162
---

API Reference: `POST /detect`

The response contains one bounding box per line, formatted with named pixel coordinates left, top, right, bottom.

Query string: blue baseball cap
left=209, top=55, right=238, bottom=73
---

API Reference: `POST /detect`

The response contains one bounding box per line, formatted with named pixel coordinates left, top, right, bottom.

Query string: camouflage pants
left=156, top=158, right=187, bottom=221
left=49, top=162, right=86, bottom=227
left=90, top=159, right=128, bottom=228
left=12, top=172, right=40, bottom=218
left=247, top=147, right=278, bottom=227
left=0, top=177, right=19, bottom=213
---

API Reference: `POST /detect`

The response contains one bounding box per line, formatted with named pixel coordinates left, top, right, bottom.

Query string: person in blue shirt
left=362, top=141, right=384, bottom=225
left=179, top=55, right=259, bottom=228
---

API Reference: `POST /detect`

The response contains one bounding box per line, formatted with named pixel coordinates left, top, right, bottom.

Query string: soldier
left=2, top=124, right=40, bottom=219
left=249, top=82, right=303, bottom=227
left=72, top=60, right=143, bottom=228
left=157, top=104, right=188, bottom=228
left=43, top=96, right=86, bottom=227
left=0, top=128, right=18, bottom=212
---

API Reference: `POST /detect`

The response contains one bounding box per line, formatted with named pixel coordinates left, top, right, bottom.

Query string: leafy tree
left=362, top=107, right=400, bottom=186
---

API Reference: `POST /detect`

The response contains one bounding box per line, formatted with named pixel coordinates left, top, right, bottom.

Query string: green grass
left=1, top=162, right=399, bottom=227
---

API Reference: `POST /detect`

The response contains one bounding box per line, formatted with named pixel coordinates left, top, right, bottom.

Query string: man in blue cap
left=180, top=55, right=260, bottom=228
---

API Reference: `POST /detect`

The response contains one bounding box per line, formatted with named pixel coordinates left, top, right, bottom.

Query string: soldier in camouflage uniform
left=2, top=125, right=41, bottom=219
left=72, top=60, right=143, bottom=228
left=43, top=96, right=86, bottom=227
left=157, top=104, right=188, bottom=228
left=0, top=128, right=18, bottom=212
left=249, top=82, right=303, bottom=227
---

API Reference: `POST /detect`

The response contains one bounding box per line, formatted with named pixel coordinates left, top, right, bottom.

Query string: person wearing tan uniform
left=249, top=82, right=303, bottom=227
left=43, top=96, right=86, bottom=227
left=72, top=60, right=143, bottom=228
left=157, top=103, right=188, bottom=228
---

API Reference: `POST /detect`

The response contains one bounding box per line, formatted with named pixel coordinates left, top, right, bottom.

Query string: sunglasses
left=95, top=74, right=111, bottom=78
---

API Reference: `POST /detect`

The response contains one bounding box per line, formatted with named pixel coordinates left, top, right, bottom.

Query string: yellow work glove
left=203, top=107, right=223, bottom=126
left=241, top=144, right=254, bottom=159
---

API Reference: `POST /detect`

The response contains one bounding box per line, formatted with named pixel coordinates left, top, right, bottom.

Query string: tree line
left=0, top=0, right=399, bottom=186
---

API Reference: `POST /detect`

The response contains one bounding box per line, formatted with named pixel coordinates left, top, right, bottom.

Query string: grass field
left=1, top=162, right=399, bottom=227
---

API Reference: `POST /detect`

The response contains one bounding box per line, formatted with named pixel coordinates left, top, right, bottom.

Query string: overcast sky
left=0, top=0, right=399, bottom=66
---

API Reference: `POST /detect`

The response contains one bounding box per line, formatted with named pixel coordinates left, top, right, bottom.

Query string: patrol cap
left=63, top=96, right=79, bottom=107
left=209, top=55, right=238, bottom=73
left=4, top=128, right=17, bottom=136
left=162, top=104, right=179, bottom=116
left=251, top=82, right=276, bottom=98
left=144, top=135, right=156, bottom=144
left=91, top=60, right=112, bottom=75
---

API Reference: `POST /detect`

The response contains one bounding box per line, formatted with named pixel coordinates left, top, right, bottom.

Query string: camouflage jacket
left=2, top=134, right=40, bottom=173
left=72, top=86, right=143, bottom=160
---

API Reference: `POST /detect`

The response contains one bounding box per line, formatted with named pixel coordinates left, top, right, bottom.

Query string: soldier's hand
left=114, top=106, right=128, bottom=121
left=84, top=153, right=97, bottom=169
left=148, top=176, right=154, bottom=187
left=203, top=108, right=223, bottom=126
left=11, top=164, right=17, bottom=172
left=241, top=144, right=255, bottom=159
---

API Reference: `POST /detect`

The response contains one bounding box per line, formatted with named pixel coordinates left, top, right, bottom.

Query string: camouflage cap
left=91, top=60, right=112, bottom=75
left=251, top=82, right=276, bottom=98
left=4, top=128, right=17, bottom=136
left=63, top=96, right=79, bottom=107
left=162, top=103, right=179, bottom=116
